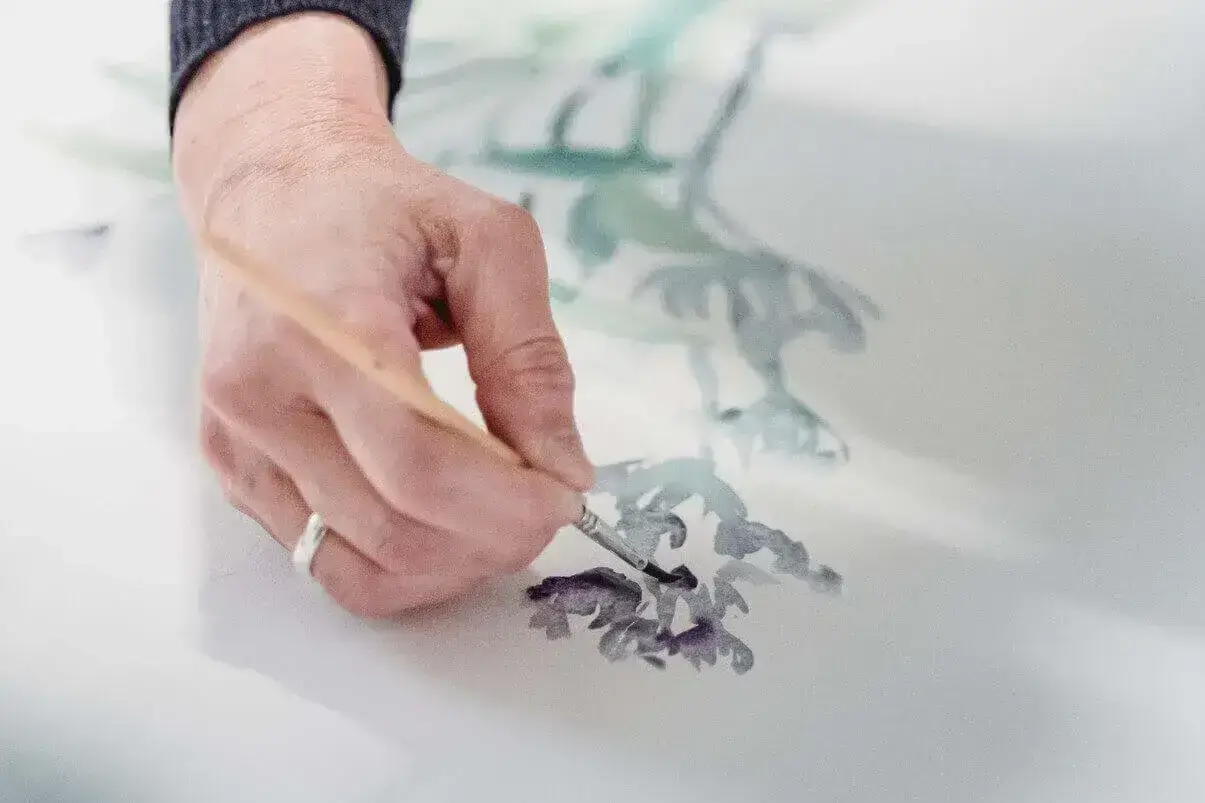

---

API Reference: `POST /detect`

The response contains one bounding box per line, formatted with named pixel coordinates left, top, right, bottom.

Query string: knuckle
left=200, top=357, right=263, bottom=423
left=198, top=413, right=264, bottom=503
left=224, top=493, right=254, bottom=520
left=370, top=527, right=441, bottom=577
left=486, top=335, right=574, bottom=392
left=368, top=537, right=410, bottom=575
left=490, top=199, right=541, bottom=241
left=325, top=501, right=447, bottom=578
left=198, top=413, right=235, bottom=475
left=461, top=196, right=543, bottom=252
left=509, top=334, right=571, bottom=376
left=316, top=563, right=393, bottom=619
left=198, top=411, right=290, bottom=540
left=225, top=494, right=272, bottom=535
left=381, top=446, right=446, bottom=518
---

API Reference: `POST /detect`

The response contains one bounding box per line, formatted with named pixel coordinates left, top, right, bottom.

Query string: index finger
left=303, top=300, right=583, bottom=568
left=418, top=182, right=592, bottom=489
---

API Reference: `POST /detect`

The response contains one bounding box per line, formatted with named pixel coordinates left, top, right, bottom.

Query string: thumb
left=429, top=195, right=594, bottom=491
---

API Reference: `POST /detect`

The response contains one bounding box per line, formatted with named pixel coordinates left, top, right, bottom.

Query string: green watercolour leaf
left=627, top=70, right=671, bottom=151
left=549, top=280, right=581, bottom=303
left=611, top=0, right=723, bottom=71
left=477, top=145, right=674, bottom=179
left=634, top=262, right=732, bottom=319
left=27, top=126, right=172, bottom=183
left=566, top=191, right=620, bottom=272
left=590, top=175, right=724, bottom=254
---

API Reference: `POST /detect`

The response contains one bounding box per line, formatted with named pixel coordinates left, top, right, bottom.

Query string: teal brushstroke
left=474, top=1, right=717, bottom=180
left=46, top=1, right=874, bottom=467
left=587, top=175, right=722, bottom=254
left=467, top=15, right=877, bottom=464
left=478, top=146, right=674, bottom=179
left=607, top=0, right=723, bottom=71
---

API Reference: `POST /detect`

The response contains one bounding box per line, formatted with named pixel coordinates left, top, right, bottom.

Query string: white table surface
left=2, top=1, right=1204, bottom=801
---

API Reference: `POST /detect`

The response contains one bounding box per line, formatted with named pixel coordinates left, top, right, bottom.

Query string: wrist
left=173, top=12, right=391, bottom=214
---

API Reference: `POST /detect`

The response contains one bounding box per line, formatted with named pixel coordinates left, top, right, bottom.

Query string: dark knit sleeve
left=169, top=0, right=412, bottom=132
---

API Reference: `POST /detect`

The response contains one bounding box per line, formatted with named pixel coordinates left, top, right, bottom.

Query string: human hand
left=173, top=13, right=594, bottom=617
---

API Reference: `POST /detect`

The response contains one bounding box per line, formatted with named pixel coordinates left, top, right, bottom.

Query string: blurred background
left=2, top=0, right=1202, bottom=238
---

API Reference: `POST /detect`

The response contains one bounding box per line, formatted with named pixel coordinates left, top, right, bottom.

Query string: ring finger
left=200, top=411, right=481, bottom=616
left=204, top=394, right=494, bottom=578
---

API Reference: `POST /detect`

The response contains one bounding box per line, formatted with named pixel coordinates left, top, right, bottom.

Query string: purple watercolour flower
left=526, top=567, right=643, bottom=639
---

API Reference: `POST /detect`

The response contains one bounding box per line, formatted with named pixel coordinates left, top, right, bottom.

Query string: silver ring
left=292, top=512, right=328, bottom=578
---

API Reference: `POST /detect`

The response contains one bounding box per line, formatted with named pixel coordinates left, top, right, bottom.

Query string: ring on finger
left=292, top=512, right=328, bottom=579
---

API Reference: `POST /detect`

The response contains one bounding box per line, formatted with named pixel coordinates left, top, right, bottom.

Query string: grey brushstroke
left=714, top=558, right=780, bottom=587
left=590, top=457, right=748, bottom=560
left=526, top=458, right=842, bottom=674
left=713, top=577, right=750, bottom=615
left=567, top=188, right=620, bottom=277
left=678, top=25, right=771, bottom=233
left=616, top=508, right=688, bottom=559
left=717, top=517, right=843, bottom=592
left=436, top=14, right=879, bottom=467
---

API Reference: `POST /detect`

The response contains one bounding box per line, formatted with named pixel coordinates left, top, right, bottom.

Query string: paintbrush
left=201, top=227, right=697, bottom=590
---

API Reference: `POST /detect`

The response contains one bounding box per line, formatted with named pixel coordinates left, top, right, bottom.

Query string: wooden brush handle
left=201, top=228, right=523, bottom=467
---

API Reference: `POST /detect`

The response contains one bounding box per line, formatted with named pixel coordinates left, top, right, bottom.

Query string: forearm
left=169, top=0, right=413, bottom=132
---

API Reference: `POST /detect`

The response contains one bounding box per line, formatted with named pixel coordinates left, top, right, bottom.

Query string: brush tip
left=670, top=565, right=699, bottom=590
left=644, top=562, right=698, bottom=590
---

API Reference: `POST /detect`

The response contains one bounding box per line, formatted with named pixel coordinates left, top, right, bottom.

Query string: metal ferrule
left=574, top=506, right=648, bottom=569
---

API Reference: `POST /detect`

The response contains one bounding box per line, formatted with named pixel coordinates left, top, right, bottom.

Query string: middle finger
left=211, top=399, right=492, bottom=577
left=314, top=371, right=581, bottom=573
left=201, top=413, right=481, bottom=615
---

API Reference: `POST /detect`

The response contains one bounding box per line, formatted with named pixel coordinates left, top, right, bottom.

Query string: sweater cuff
left=169, top=0, right=410, bottom=134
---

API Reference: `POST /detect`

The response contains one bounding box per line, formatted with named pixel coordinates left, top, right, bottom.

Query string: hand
left=173, top=13, right=594, bottom=617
